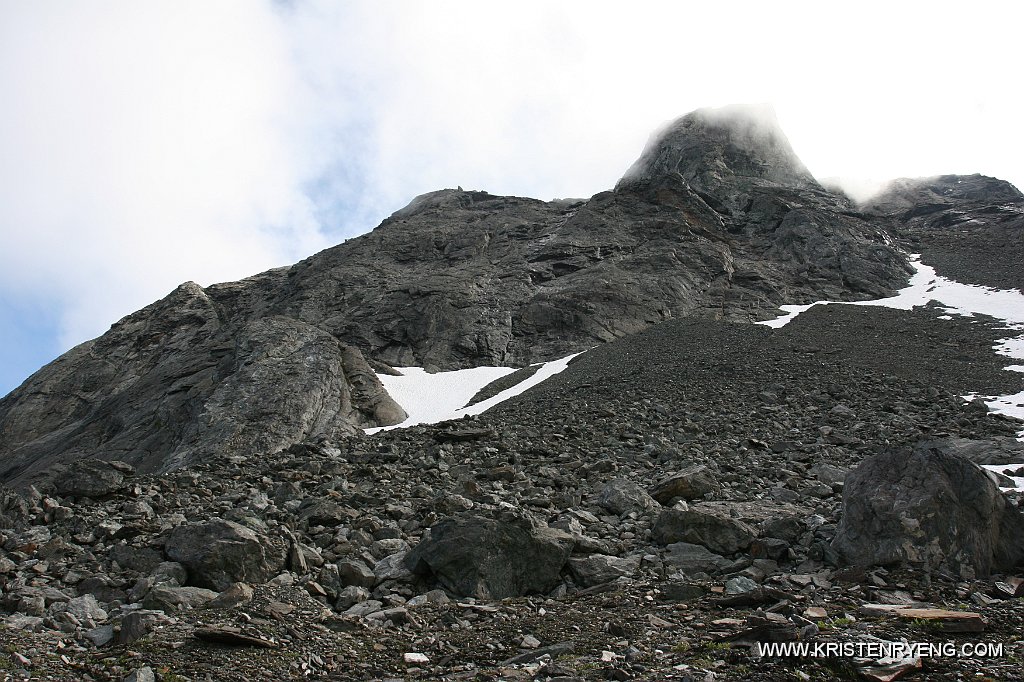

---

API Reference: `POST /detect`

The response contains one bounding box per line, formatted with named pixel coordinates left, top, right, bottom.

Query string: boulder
left=649, top=465, right=721, bottom=503
left=118, top=610, right=173, bottom=645
left=206, top=582, right=254, bottom=610
left=164, top=519, right=287, bottom=591
left=832, top=440, right=1024, bottom=579
left=142, top=585, right=218, bottom=611
left=663, top=542, right=733, bottom=574
left=405, top=513, right=574, bottom=599
left=597, top=478, right=658, bottom=516
left=567, top=554, right=641, bottom=587
left=652, top=506, right=757, bottom=554
left=336, top=559, right=376, bottom=589
left=53, top=460, right=125, bottom=498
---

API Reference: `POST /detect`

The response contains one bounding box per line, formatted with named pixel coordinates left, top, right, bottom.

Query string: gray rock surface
left=0, top=105, right=912, bottom=486
left=164, top=519, right=287, bottom=591
left=863, top=173, right=1024, bottom=291
left=404, top=512, right=574, bottom=599
left=649, top=465, right=721, bottom=503
left=596, top=478, right=658, bottom=516
left=832, top=440, right=1024, bottom=579
left=52, top=460, right=127, bottom=498
left=663, top=542, right=733, bottom=574
left=567, top=554, right=641, bottom=587
left=652, top=506, right=758, bottom=555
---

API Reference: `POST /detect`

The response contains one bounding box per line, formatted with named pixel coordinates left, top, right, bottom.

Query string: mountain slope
left=1, top=105, right=913, bottom=484
left=863, top=173, right=1024, bottom=291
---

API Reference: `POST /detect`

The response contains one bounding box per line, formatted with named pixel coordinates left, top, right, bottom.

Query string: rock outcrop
left=832, top=440, right=1024, bottom=579
left=864, top=173, right=1024, bottom=291
left=0, top=289, right=405, bottom=486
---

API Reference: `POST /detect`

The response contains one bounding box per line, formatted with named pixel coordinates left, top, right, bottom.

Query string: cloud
left=0, top=1, right=331, bottom=350
left=1, top=0, right=1022, bottom=393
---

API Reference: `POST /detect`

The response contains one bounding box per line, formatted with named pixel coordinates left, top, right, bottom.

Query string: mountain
left=1, top=104, right=1023, bottom=681
left=864, top=173, right=1024, bottom=291
left=0, top=105, right=912, bottom=486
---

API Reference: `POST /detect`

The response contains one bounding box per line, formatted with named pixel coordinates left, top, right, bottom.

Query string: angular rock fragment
left=832, top=440, right=1024, bottom=578
left=52, top=460, right=126, bottom=498
left=649, top=465, right=721, bottom=503
left=405, top=512, right=573, bottom=599
left=567, top=554, right=640, bottom=587
left=164, top=519, right=287, bottom=591
left=653, top=507, right=757, bottom=554
left=597, top=478, right=658, bottom=516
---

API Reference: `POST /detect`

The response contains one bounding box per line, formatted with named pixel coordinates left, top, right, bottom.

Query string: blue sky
left=2, top=0, right=1023, bottom=397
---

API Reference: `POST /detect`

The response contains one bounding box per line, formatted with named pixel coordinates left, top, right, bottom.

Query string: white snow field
left=758, top=253, right=1024, bottom=450
left=364, top=352, right=583, bottom=434
left=982, top=464, right=1024, bottom=494
left=368, top=252, right=1024, bottom=475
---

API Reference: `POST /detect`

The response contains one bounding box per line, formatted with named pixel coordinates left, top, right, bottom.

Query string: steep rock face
left=863, top=173, right=1024, bottom=290
left=1, top=105, right=915, bottom=484
left=211, top=106, right=911, bottom=370
left=619, top=103, right=821, bottom=205
left=0, top=283, right=405, bottom=486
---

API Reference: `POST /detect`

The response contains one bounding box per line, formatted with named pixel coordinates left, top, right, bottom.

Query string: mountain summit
left=620, top=104, right=819, bottom=199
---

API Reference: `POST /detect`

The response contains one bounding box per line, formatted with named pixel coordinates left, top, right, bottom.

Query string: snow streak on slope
left=364, top=352, right=582, bottom=434
left=982, top=464, right=1024, bottom=493
left=759, top=254, right=1024, bottom=441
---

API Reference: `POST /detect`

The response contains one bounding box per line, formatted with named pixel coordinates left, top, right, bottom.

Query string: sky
left=1, top=1, right=1022, bottom=397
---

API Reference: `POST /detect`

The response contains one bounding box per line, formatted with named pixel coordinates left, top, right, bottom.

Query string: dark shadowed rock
left=649, top=465, right=721, bottom=503
left=832, top=440, right=1024, bottom=579
left=164, top=519, right=287, bottom=591
left=52, top=460, right=125, bottom=498
left=663, top=542, right=733, bottom=574
left=653, top=506, right=757, bottom=555
left=405, top=513, right=574, bottom=599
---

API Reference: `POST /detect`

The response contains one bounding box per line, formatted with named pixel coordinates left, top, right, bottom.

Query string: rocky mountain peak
left=862, top=173, right=1024, bottom=216
left=618, top=104, right=820, bottom=196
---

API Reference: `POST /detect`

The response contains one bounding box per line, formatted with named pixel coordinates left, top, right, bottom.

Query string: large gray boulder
left=405, top=513, right=574, bottom=599
left=52, top=460, right=126, bottom=498
left=567, top=554, right=641, bottom=587
left=597, top=478, right=658, bottom=516
left=649, top=465, right=721, bottom=504
left=832, top=440, right=1024, bottom=579
left=164, top=519, right=287, bottom=591
left=663, top=542, right=734, bottom=574
left=652, top=506, right=757, bottom=555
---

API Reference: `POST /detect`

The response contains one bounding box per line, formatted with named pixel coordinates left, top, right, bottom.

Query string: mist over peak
left=618, top=104, right=820, bottom=195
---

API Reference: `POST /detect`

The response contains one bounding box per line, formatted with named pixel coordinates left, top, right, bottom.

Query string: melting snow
left=364, top=352, right=582, bottom=434
left=759, top=254, right=1024, bottom=441
left=982, top=464, right=1024, bottom=493
left=369, top=254, right=1024, bottom=446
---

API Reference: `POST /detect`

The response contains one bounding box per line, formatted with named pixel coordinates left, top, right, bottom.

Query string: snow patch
left=981, top=464, right=1024, bottom=493
left=365, top=352, right=582, bottom=434
left=759, top=255, right=1024, bottom=439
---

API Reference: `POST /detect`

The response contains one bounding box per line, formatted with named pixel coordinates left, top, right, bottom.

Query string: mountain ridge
left=0, top=104, right=1010, bottom=488
left=1, top=105, right=1024, bottom=681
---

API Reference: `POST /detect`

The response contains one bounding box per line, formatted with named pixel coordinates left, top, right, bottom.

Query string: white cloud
left=1, top=0, right=1022, bottom=384
left=0, top=1, right=330, bottom=348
